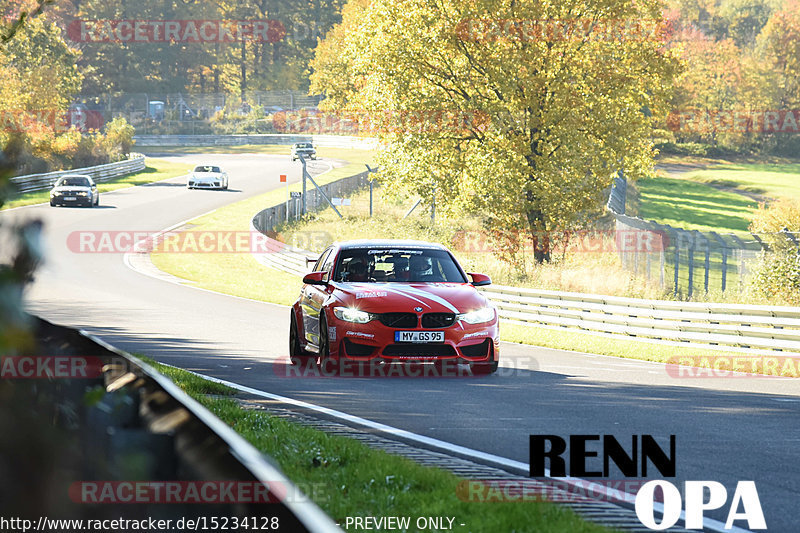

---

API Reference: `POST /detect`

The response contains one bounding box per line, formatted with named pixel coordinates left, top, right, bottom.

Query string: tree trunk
left=240, top=41, right=247, bottom=99
left=526, top=193, right=550, bottom=263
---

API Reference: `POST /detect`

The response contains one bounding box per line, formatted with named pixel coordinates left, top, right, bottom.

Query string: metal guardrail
left=26, top=316, right=340, bottom=531
left=10, top=153, right=146, bottom=193
left=481, top=285, right=800, bottom=355
left=249, top=170, right=372, bottom=275
left=250, top=239, right=800, bottom=355
left=134, top=134, right=378, bottom=150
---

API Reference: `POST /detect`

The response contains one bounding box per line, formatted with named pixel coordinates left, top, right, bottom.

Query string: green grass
left=636, top=176, right=758, bottom=233
left=680, top=161, right=800, bottom=200
left=139, top=355, right=237, bottom=396
left=200, top=396, right=613, bottom=533
left=638, top=158, right=800, bottom=234
left=142, top=357, right=613, bottom=532
left=3, top=158, right=188, bottom=210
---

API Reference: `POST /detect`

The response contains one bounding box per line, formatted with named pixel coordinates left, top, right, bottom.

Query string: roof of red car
left=335, top=239, right=448, bottom=251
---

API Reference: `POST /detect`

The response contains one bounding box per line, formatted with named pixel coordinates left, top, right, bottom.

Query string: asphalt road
left=4, top=154, right=800, bottom=532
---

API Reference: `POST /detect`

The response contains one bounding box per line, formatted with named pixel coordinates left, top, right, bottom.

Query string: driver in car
left=345, top=256, right=370, bottom=282
left=408, top=255, right=432, bottom=281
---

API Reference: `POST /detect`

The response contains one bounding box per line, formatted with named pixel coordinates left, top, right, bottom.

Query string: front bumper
left=188, top=175, right=225, bottom=188
left=328, top=316, right=499, bottom=364
left=51, top=195, right=93, bottom=206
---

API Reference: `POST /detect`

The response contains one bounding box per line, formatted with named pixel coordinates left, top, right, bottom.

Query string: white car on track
left=187, top=165, right=229, bottom=190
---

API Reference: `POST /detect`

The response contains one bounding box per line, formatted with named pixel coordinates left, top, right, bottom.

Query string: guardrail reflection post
left=300, top=155, right=307, bottom=215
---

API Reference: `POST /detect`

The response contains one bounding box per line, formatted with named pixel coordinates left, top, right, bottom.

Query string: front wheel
left=317, top=313, right=341, bottom=375
left=289, top=311, right=314, bottom=366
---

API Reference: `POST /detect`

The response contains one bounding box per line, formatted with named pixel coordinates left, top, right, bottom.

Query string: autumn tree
left=310, top=0, right=680, bottom=262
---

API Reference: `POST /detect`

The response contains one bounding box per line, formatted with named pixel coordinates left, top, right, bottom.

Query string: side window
left=313, top=249, right=331, bottom=272
left=322, top=250, right=337, bottom=281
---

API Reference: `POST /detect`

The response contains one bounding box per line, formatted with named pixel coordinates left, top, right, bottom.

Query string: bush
left=654, top=141, right=739, bottom=157
left=9, top=117, right=136, bottom=176
left=97, top=116, right=135, bottom=159
left=747, top=199, right=800, bottom=303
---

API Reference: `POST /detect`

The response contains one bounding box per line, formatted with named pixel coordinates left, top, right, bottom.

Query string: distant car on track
left=49, top=175, right=99, bottom=207
left=290, top=240, right=499, bottom=374
left=291, top=142, right=316, bottom=161
left=187, top=165, right=229, bottom=189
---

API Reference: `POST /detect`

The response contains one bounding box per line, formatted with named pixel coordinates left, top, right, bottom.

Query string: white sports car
left=187, top=165, right=229, bottom=190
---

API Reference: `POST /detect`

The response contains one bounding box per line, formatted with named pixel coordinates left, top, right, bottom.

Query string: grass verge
left=149, top=149, right=374, bottom=304
left=636, top=176, right=758, bottom=233
left=638, top=157, right=800, bottom=234
left=140, top=358, right=613, bottom=532
left=3, top=158, right=188, bottom=210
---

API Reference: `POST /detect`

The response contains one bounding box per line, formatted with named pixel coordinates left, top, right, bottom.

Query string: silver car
left=291, top=142, right=316, bottom=161
left=50, top=175, right=99, bottom=207
left=187, top=165, right=229, bottom=189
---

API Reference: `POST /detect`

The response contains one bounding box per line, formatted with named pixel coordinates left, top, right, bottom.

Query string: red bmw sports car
left=289, top=240, right=499, bottom=374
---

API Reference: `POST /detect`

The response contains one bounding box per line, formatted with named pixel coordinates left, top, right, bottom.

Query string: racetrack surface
left=5, top=154, right=800, bottom=532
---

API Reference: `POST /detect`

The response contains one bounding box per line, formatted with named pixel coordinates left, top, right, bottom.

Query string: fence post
left=712, top=233, right=728, bottom=292
left=701, top=232, right=710, bottom=293
left=673, top=231, right=680, bottom=297
left=686, top=230, right=697, bottom=298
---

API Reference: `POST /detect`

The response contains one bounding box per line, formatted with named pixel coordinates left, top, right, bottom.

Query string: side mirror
left=303, top=271, right=328, bottom=286
left=468, top=273, right=491, bottom=287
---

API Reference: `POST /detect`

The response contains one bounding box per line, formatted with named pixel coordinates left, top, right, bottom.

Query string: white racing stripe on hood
left=377, top=285, right=431, bottom=308
left=385, top=285, right=461, bottom=314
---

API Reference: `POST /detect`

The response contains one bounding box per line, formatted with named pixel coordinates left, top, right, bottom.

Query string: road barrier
left=11, top=153, right=146, bottom=193
left=134, top=134, right=378, bottom=150
left=480, top=284, right=800, bottom=355
left=250, top=228, right=800, bottom=356
left=16, top=316, right=340, bottom=531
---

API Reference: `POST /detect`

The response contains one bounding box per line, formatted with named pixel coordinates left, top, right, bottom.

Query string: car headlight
left=457, top=306, right=495, bottom=324
left=333, top=307, right=373, bottom=324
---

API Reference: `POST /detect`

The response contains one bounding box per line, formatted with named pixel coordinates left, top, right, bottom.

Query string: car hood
left=52, top=185, right=92, bottom=193
left=330, top=282, right=489, bottom=314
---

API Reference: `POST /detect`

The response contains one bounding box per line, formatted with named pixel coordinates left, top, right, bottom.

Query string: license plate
left=394, top=331, right=444, bottom=343
left=64, top=197, right=76, bottom=201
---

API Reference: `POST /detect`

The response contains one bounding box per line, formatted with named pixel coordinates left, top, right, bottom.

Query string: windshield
left=56, top=177, right=90, bottom=187
left=194, top=166, right=220, bottom=173
left=333, top=248, right=466, bottom=283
